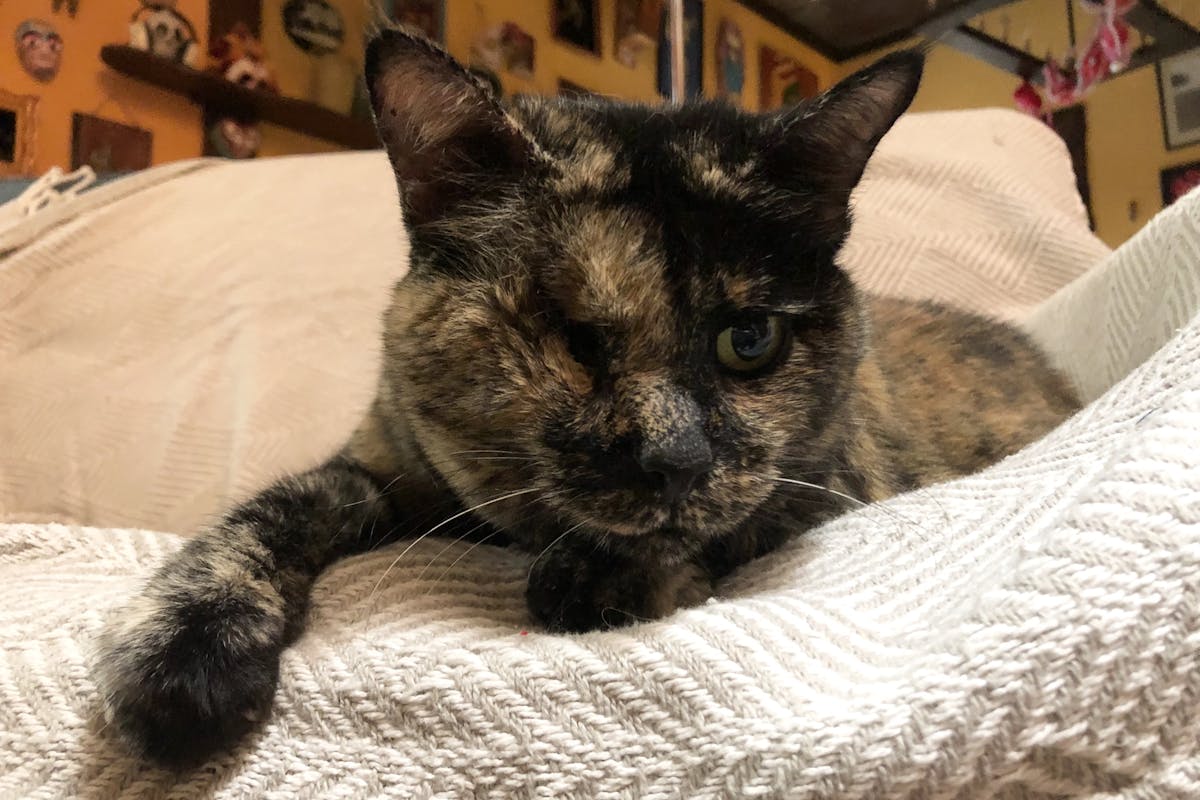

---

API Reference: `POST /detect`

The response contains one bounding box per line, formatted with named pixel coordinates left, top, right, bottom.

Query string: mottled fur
left=94, top=31, right=1079, bottom=767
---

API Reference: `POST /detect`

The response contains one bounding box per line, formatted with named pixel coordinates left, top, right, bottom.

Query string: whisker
left=367, top=487, right=540, bottom=600
left=526, top=521, right=587, bottom=581
left=768, top=476, right=868, bottom=508
left=424, top=529, right=507, bottom=594
left=766, top=475, right=921, bottom=529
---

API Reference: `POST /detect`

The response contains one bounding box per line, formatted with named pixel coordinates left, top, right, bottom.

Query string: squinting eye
left=716, top=314, right=787, bottom=373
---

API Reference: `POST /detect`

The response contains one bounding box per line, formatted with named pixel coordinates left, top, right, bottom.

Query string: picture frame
left=1161, top=161, right=1200, bottom=207
left=70, top=113, right=152, bottom=174
left=393, top=0, right=444, bottom=44
left=553, top=0, right=600, bottom=56
left=0, top=90, right=38, bottom=178
left=1157, top=48, right=1200, bottom=150
left=759, top=45, right=818, bottom=111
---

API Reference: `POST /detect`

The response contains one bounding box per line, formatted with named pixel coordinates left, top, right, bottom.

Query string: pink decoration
left=1013, top=0, right=1136, bottom=116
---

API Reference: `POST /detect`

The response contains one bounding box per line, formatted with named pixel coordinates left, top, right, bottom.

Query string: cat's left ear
left=771, top=48, right=924, bottom=238
left=366, top=29, right=540, bottom=229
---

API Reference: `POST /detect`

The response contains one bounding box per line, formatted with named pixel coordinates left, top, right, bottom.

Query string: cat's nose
left=638, top=432, right=713, bottom=505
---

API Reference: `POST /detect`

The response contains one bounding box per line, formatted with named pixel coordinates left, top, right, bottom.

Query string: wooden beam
left=938, top=25, right=1046, bottom=81
left=1126, top=0, right=1200, bottom=53
left=919, top=0, right=1023, bottom=38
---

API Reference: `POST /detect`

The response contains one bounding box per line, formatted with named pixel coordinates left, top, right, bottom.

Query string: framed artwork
left=1161, top=161, right=1200, bottom=206
left=70, top=114, right=152, bottom=174
left=613, top=0, right=661, bottom=68
left=470, top=22, right=535, bottom=81
left=715, top=18, right=745, bottom=103
left=553, top=0, right=599, bottom=55
left=0, top=90, right=38, bottom=177
left=656, top=0, right=703, bottom=100
left=759, top=45, right=818, bottom=110
left=1158, top=49, right=1200, bottom=150
left=393, top=0, right=444, bottom=43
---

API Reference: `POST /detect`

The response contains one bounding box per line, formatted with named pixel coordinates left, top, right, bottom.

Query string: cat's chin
left=562, top=500, right=751, bottom=541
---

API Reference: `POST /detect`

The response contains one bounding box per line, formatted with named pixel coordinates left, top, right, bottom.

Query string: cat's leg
left=525, top=533, right=716, bottom=633
left=93, top=455, right=408, bottom=766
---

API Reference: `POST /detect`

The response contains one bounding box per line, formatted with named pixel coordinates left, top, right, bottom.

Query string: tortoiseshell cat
left=95, top=31, right=1079, bottom=766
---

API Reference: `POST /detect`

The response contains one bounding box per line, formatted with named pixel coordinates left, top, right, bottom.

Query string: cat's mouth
left=548, top=480, right=766, bottom=539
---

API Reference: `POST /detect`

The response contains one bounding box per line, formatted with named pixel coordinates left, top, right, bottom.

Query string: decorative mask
left=282, top=0, right=345, bottom=55
left=15, top=20, right=63, bottom=82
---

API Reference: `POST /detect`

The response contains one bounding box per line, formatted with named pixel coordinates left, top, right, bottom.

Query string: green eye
left=716, top=314, right=787, bottom=373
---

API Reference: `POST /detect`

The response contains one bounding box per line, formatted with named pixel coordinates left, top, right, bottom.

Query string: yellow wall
left=840, top=1, right=1189, bottom=248
left=0, top=0, right=209, bottom=175
left=0, top=0, right=371, bottom=173
left=440, top=0, right=839, bottom=106
left=443, top=0, right=660, bottom=101
left=702, top=0, right=837, bottom=109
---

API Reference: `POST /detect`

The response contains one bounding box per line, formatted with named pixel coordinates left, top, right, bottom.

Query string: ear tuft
left=366, top=29, right=537, bottom=229
left=769, top=47, right=924, bottom=240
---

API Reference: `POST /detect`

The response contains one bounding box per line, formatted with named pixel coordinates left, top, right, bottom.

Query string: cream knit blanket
left=2, top=117, right=1199, bottom=798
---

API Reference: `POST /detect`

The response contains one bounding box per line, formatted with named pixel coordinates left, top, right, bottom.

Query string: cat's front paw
left=526, top=536, right=713, bottom=633
left=93, top=548, right=289, bottom=767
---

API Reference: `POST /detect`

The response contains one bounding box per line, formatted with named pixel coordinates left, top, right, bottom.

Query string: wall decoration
left=758, top=45, right=817, bottom=110
left=0, top=90, right=38, bottom=178
left=282, top=0, right=345, bottom=56
left=206, top=24, right=278, bottom=160
left=51, top=0, right=80, bottom=17
left=208, top=23, right=279, bottom=93
left=656, top=0, right=702, bottom=100
left=208, top=118, right=261, bottom=159
left=394, top=0, right=443, bottom=43
left=1157, top=48, right=1200, bottom=150
left=15, top=20, right=63, bottom=83
left=553, top=0, right=599, bottom=55
left=470, top=23, right=535, bottom=81
left=128, top=2, right=201, bottom=68
left=70, top=114, right=152, bottom=174
left=501, top=23, right=535, bottom=80
left=614, top=0, right=660, bottom=69
left=1161, top=161, right=1200, bottom=207
left=715, top=18, right=745, bottom=103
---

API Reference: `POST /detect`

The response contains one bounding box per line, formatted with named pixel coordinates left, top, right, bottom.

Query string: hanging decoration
left=128, top=2, right=202, bottom=68
left=1013, top=0, right=1135, bottom=119
left=205, top=24, right=279, bottom=160
left=14, top=19, right=63, bottom=83
left=282, top=0, right=345, bottom=56
left=715, top=18, right=745, bottom=103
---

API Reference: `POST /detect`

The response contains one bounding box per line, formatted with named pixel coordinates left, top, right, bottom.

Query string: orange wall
left=702, top=0, right=837, bottom=108
left=0, top=0, right=209, bottom=175
left=443, top=0, right=660, bottom=101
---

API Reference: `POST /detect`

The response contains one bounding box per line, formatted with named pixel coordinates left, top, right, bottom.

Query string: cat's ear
left=770, top=48, right=924, bottom=239
left=366, top=29, right=539, bottom=228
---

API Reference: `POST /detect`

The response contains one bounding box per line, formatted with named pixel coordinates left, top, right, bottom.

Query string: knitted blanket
left=3, top=131, right=1200, bottom=798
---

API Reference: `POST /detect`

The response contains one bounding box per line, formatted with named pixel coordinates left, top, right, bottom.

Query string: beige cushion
left=0, top=109, right=1109, bottom=533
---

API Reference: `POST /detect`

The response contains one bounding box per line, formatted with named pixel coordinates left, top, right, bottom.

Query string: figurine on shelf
left=206, top=24, right=278, bottom=160
left=207, top=23, right=279, bottom=93
left=128, top=1, right=201, bottom=68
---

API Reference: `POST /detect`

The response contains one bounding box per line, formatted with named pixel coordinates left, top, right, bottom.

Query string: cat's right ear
left=366, top=29, right=539, bottom=228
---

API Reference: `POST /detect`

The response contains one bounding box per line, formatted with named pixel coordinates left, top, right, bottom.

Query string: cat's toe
left=94, top=592, right=285, bottom=767
left=526, top=541, right=712, bottom=633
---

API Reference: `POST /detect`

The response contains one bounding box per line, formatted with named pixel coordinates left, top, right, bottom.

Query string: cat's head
left=366, top=30, right=921, bottom=542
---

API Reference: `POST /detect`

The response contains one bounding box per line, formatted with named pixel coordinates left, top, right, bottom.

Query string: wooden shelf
left=100, top=45, right=380, bottom=150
